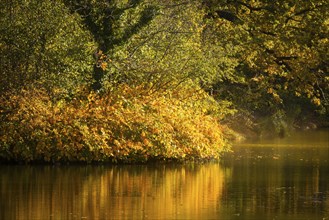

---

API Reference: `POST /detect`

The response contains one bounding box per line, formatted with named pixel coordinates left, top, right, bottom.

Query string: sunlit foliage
left=0, top=85, right=230, bottom=162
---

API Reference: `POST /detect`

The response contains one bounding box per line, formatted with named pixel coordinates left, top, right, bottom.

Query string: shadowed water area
left=0, top=129, right=328, bottom=220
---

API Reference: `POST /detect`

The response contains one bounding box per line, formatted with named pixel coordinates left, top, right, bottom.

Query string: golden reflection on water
left=0, top=163, right=226, bottom=220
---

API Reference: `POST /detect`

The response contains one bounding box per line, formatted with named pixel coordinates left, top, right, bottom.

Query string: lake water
left=0, top=129, right=328, bottom=220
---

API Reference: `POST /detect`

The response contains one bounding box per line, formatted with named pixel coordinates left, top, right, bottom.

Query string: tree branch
left=285, top=4, right=329, bottom=24
left=205, top=10, right=243, bottom=24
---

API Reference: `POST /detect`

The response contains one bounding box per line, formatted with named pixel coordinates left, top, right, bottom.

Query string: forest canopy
left=1, top=0, right=328, bottom=163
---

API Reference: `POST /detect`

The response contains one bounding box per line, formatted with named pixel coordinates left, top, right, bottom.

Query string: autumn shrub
left=0, top=85, right=231, bottom=163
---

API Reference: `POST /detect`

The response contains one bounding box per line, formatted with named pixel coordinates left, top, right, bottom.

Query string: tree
left=106, top=0, right=209, bottom=91
left=63, top=0, right=157, bottom=90
left=0, top=0, right=95, bottom=94
left=62, top=0, right=236, bottom=93
left=202, top=0, right=329, bottom=134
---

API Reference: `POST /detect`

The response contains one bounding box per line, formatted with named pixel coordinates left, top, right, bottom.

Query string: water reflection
left=0, top=163, right=225, bottom=220
left=222, top=129, right=329, bottom=220
left=0, top=130, right=328, bottom=220
left=222, top=152, right=329, bottom=220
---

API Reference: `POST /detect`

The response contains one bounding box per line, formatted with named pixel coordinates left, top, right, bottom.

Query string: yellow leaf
left=100, top=62, right=108, bottom=70
left=312, top=97, right=321, bottom=106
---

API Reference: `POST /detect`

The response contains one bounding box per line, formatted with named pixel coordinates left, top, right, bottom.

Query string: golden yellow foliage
left=0, top=85, right=230, bottom=163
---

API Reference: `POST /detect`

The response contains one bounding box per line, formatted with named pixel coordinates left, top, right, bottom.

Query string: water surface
left=0, top=129, right=328, bottom=220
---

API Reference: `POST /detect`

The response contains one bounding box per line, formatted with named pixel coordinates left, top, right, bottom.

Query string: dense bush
left=0, top=85, right=230, bottom=163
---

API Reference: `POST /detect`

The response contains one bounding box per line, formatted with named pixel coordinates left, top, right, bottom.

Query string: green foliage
left=106, top=1, right=208, bottom=89
left=0, top=0, right=95, bottom=93
left=62, top=0, right=235, bottom=91
left=63, top=0, right=157, bottom=90
left=0, top=85, right=230, bottom=163
left=203, top=0, right=329, bottom=136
